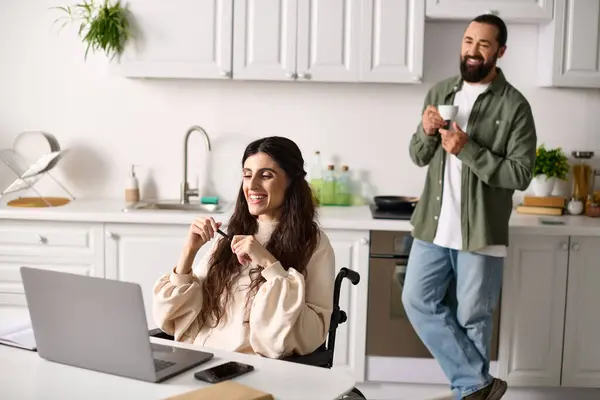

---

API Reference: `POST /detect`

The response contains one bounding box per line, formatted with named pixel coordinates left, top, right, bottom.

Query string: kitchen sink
left=122, top=200, right=228, bottom=213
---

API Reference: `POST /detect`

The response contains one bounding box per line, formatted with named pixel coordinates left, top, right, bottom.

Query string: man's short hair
left=472, top=14, right=508, bottom=48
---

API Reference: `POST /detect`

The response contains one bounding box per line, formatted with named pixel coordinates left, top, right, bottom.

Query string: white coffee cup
left=437, top=105, right=459, bottom=129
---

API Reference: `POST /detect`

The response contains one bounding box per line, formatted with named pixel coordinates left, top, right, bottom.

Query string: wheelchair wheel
left=339, top=387, right=367, bottom=399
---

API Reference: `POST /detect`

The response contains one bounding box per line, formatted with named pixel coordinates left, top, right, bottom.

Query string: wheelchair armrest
left=281, top=347, right=332, bottom=368
left=149, top=328, right=174, bottom=341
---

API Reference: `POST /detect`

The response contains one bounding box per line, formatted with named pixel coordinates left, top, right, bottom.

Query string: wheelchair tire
left=339, top=387, right=367, bottom=399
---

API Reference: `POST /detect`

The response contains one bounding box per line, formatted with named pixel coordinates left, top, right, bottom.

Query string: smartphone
left=194, top=361, right=255, bottom=383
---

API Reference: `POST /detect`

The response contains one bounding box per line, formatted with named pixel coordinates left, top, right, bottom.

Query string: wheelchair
left=149, top=267, right=366, bottom=399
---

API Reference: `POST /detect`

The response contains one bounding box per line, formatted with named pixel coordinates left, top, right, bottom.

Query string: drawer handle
left=38, top=234, right=48, bottom=244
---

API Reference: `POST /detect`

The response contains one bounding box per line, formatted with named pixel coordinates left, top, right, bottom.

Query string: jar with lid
left=571, top=151, right=594, bottom=202
left=585, top=195, right=600, bottom=218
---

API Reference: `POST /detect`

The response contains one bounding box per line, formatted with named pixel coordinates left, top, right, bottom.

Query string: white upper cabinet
left=296, top=0, right=361, bottom=83
left=233, top=0, right=298, bottom=81
left=425, top=0, right=554, bottom=23
left=111, top=0, right=425, bottom=83
left=538, top=0, right=600, bottom=88
left=111, top=0, right=233, bottom=79
left=360, top=0, right=424, bottom=83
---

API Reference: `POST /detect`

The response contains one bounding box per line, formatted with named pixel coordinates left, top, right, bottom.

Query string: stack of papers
left=0, top=319, right=37, bottom=351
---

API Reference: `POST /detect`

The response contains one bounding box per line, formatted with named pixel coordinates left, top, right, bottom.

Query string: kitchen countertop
left=1, top=198, right=600, bottom=236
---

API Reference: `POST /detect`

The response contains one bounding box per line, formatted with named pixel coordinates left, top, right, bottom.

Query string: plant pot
left=532, top=174, right=556, bottom=197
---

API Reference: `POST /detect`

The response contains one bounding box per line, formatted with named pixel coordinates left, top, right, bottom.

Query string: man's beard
left=459, top=52, right=497, bottom=83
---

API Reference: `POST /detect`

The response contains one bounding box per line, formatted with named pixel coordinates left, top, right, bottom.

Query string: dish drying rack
left=0, top=131, right=75, bottom=207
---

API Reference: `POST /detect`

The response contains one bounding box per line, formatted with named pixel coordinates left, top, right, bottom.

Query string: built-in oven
left=366, top=230, right=501, bottom=384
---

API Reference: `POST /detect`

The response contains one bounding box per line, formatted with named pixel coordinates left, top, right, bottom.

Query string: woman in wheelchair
left=152, top=136, right=335, bottom=359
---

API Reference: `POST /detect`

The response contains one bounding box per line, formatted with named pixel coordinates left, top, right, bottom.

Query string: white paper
left=0, top=319, right=36, bottom=350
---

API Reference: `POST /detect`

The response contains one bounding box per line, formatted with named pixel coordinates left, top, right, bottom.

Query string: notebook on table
left=163, top=381, right=274, bottom=400
left=0, top=319, right=37, bottom=351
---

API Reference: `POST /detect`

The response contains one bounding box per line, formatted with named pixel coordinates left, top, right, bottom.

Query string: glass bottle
left=320, top=165, right=336, bottom=205
left=335, top=165, right=351, bottom=206
left=309, top=151, right=324, bottom=205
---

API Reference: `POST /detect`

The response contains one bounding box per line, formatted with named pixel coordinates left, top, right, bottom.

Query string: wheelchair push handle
left=339, top=267, right=360, bottom=285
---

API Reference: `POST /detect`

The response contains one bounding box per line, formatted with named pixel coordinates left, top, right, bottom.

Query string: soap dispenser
left=125, top=165, right=140, bottom=205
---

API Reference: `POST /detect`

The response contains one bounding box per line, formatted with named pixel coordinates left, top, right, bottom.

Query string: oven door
left=365, top=230, right=501, bottom=384
left=366, top=256, right=432, bottom=358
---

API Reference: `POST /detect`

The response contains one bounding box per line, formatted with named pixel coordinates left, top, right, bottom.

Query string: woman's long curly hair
left=198, top=136, right=319, bottom=328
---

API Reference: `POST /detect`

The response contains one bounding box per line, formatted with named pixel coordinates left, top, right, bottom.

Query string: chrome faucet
left=181, top=125, right=212, bottom=204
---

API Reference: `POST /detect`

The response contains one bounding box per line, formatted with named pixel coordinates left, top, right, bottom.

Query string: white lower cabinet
left=103, top=223, right=210, bottom=329
left=498, top=234, right=600, bottom=388
left=0, top=220, right=105, bottom=324
left=324, top=229, right=370, bottom=382
left=562, top=236, right=600, bottom=387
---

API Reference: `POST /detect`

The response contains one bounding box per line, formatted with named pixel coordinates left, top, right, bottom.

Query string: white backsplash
left=1, top=1, right=600, bottom=204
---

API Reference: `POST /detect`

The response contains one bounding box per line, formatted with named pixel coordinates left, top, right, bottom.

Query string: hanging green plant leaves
left=52, top=0, right=133, bottom=61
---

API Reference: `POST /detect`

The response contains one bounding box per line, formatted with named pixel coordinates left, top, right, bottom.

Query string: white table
left=0, top=337, right=356, bottom=400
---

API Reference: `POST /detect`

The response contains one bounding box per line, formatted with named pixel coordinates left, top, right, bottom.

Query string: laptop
left=20, top=266, right=214, bottom=383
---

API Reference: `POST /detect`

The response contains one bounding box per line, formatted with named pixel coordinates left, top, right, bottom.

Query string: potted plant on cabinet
left=52, top=0, right=133, bottom=61
left=532, top=145, right=570, bottom=196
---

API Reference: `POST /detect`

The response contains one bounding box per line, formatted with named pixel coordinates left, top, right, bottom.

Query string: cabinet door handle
left=561, top=242, right=568, bottom=250
left=359, top=237, right=369, bottom=245
left=285, top=72, right=297, bottom=79
left=106, top=231, right=117, bottom=240
left=572, top=243, right=580, bottom=251
left=38, top=234, right=47, bottom=244
left=220, top=70, right=231, bottom=78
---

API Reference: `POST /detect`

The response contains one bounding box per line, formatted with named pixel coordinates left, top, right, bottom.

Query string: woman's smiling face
left=242, top=152, right=288, bottom=220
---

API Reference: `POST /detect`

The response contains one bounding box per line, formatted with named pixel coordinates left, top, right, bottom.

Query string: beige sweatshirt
left=152, top=219, right=335, bottom=359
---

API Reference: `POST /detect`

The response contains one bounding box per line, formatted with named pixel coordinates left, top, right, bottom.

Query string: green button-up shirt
left=409, top=68, right=538, bottom=252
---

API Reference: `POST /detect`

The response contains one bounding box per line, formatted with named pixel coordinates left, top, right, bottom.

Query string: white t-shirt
left=432, top=81, right=507, bottom=258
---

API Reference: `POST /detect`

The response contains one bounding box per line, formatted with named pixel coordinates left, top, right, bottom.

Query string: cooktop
left=369, top=204, right=413, bottom=220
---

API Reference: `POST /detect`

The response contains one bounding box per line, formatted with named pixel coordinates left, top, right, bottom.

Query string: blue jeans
left=402, top=238, right=504, bottom=399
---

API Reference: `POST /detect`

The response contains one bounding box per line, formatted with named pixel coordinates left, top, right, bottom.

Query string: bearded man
left=403, top=13, right=537, bottom=400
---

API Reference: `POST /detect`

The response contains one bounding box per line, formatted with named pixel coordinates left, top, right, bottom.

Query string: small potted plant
left=52, top=0, right=133, bottom=61
left=532, top=145, right=570, bottom=196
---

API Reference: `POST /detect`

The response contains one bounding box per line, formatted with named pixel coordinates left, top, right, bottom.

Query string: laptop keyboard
left=154, top=359, right=175, bottom=372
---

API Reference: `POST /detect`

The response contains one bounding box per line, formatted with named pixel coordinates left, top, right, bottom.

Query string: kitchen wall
left=1, top=0, right=600, bottom=204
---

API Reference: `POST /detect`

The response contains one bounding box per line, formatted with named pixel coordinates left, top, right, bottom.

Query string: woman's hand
left=185, top=217, right=221, bottom=253
left=176, top=217, right=221, bottom=275
left=231, top=235, right=277, bottom=267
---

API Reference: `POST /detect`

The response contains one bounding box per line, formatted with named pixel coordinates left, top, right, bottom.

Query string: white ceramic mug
left=437, top=105, right=459, bottom=129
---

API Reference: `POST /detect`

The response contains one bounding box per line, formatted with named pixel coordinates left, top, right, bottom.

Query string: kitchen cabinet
left=113, top=0, right=424, bottom=83
left=537, top=0, right=600, bottom=88
left=233, top=0, right=362, bottom=83
left=296, top=0, right=361, bottom=82
left=562, top=236, right=600, bottom=387
left=0, top=220, right=105, bottom=323
left=497, top=234, right=568, bottom=387
left=325, top=229, right=370, bottom=382
left=360, top=0, right=424, bottom=83
left=234, top=0, right=423, bottom=83
left=111, top=0, right=233, bottom=79
left=103, top=223, right=210, bottom=329
left=232, top=0, right=299, bottom=81
left=425, top=0, right=554, bottom=23
left=498, top=234, right=600, bottom=388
